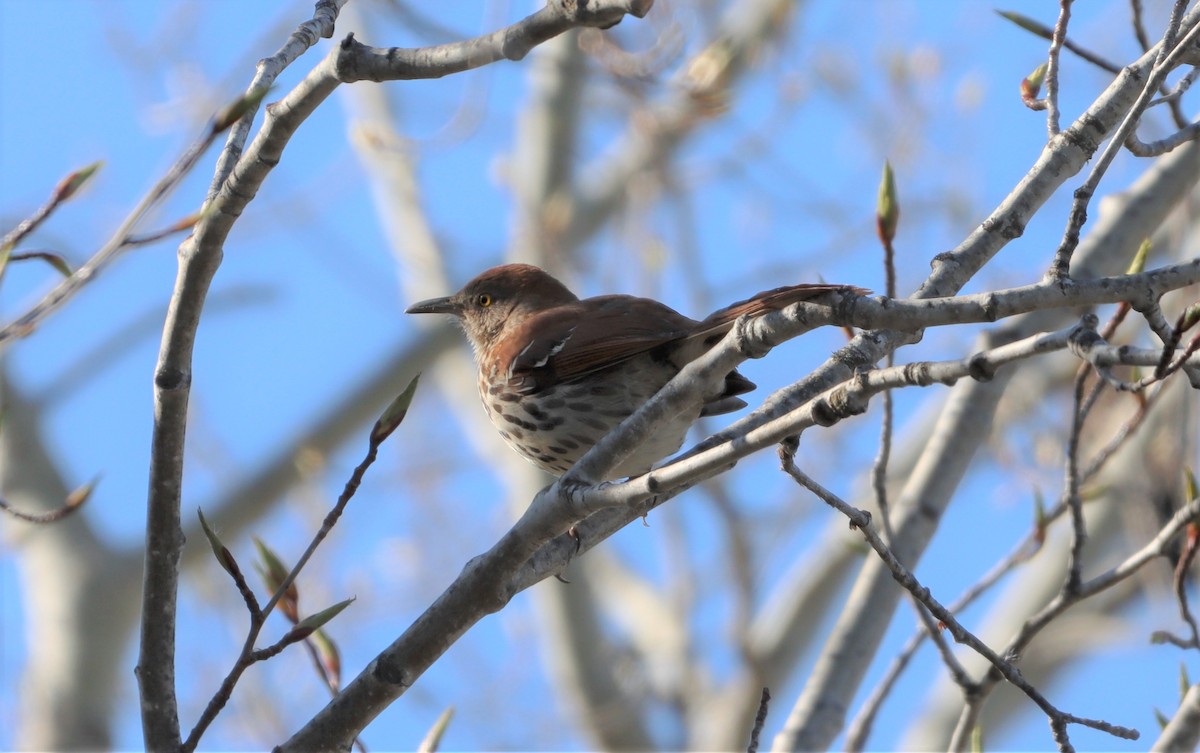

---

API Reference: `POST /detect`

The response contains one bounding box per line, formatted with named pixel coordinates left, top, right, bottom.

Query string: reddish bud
left=53, top=161, right=103, bottom=202
left=1020, top=63, right=1047, bottom=105
left=253, top=537, right=299, bottom=622
left=313, top=629, right=342, bottom=688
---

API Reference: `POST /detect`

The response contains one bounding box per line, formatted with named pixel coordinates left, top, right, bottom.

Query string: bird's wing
left=505, top=296, right=695, bottom=394
left=505, top=284, right=868, bottom=394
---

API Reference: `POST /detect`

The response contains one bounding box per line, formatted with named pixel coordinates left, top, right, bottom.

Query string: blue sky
left=0, top=1, right=1191, bottom=751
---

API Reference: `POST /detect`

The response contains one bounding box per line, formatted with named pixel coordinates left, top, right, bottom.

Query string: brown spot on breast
left=503, top=414, right=538, bottom=431
left=523, top=403, right=549, bottom=420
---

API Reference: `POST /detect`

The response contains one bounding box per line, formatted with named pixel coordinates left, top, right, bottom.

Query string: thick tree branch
left=139, top=2, right=344, bottom=748
left=1155, top=683, right=1200, bottom=752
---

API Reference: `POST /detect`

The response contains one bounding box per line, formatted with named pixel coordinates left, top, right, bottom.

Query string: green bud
left=285, top=597, right=356, bottom=642
left=53, top=161, right=103, bottom=202
left=212, top=86, right=271, bottom=132
left=253, top=537, right=299, bottom=622
left=1021, top=63, right=1047, bottom=102
left=876, top=160, right=899, bottom=246
left=371, top=373, right=420, bottom=445
left=419, top=706, right=456, bottom=753
left=198, top=508, right=239, bottom=577
left=996, top=10, right=1052, bottom=39
left=1126, top=238, right=1151, bottom=275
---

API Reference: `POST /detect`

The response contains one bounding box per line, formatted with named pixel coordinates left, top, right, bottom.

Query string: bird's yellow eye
left=476, top=293, right=492, bottom=307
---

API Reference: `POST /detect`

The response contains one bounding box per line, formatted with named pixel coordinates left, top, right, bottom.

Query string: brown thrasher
left=407, top=264, right=860, bottom=480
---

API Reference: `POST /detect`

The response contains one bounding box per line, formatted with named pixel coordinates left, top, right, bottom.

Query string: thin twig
left=1063, top=348, right=1094, bottom=595
left=122, top=212, right=204, bottom=247
left=857, top=347, right=1166, bottom=745
left=1149, top=67, right=1200, bottom=108
left=0, top=98, right=258, bottom=346
left=1044, top=0, right=1073, bottom=137
left=779, top=453, right=1141, bottom=752
left=0, top=162, right=102, bottom=259
left=844, top=501, right=1044, bottom=751
left=950, top=489, right=1200, bottom=749
left=747, top=686, right=770, bottom=753
left=851, top=367, right=1165, bottom=750
left=1131, top=0, right=1152, bottom=51
left=1125, top=119, right=1200, bottom=157
left=181, top=424, right=392, bottom=753
left=1125, top=0, right=1189, bottom=127
left=871, top=171, right=899, bottom=541
left=1173, top=525, right=1200, bottom=646
left=0, top=479, right=95, bottom=524
left=1047, top=2, right=1200, bottom=279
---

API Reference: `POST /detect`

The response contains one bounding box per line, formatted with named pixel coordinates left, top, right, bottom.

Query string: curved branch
left=334, top=0, right=653, bottom=83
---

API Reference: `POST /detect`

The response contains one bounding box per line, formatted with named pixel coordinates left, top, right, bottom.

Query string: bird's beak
left=405, top=296, right=460, bottom=316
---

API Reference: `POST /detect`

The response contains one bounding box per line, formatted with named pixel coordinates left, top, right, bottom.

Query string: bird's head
left=406, top=264, right=578, bottom=358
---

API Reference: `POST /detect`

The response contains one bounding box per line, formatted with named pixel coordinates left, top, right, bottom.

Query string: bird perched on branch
left=407, top=264, right=862, bottom=480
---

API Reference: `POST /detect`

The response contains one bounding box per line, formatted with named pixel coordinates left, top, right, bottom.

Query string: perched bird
left=407, top=264, right=860, bottom=480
